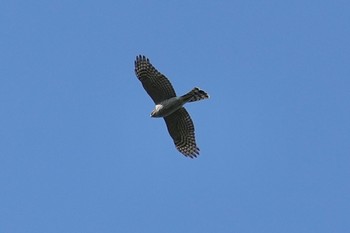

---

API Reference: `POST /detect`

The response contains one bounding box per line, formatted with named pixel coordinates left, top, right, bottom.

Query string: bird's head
left=150, top=110, right=156, bottom=117
left=150, top=104, right=163, bottom=118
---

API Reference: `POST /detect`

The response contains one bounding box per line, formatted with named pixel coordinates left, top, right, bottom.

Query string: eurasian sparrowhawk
left=134, top=55, right=209, bottom=158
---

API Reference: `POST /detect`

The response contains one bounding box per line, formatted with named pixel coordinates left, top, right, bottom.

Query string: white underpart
left=155, top=104, right=163, bottom=112
left=150, top=104, right=165, bottom=117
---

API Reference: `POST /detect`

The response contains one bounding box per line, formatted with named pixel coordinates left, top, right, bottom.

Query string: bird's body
left=151, top=97, right=182, bottom=118
left=134, top=55, right=209, bottom=158
left=151, top=88, right=208, bottom=118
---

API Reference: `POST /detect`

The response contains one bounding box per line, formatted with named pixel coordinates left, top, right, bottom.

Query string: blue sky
left=1, top=0, right=349, bottom=232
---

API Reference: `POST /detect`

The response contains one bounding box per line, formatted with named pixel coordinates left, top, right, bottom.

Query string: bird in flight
left=134, top=55, right=209, bottom=158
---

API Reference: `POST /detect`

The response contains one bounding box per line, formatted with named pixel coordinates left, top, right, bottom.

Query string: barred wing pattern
left=164, top=107, right=199, bottom=158
left=134, top=55, right=176, bottom=104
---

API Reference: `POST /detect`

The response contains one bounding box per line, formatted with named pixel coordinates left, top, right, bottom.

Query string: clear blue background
left=1, top=1, right=349, bottom=232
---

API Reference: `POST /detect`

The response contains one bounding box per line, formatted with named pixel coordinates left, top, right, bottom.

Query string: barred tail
left=182, top=87, right=209, bottom=103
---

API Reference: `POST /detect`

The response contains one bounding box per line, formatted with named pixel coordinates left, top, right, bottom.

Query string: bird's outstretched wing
left=134, top=55, right=176, bottom=104
left=164, top=107, right=199, bottom=158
